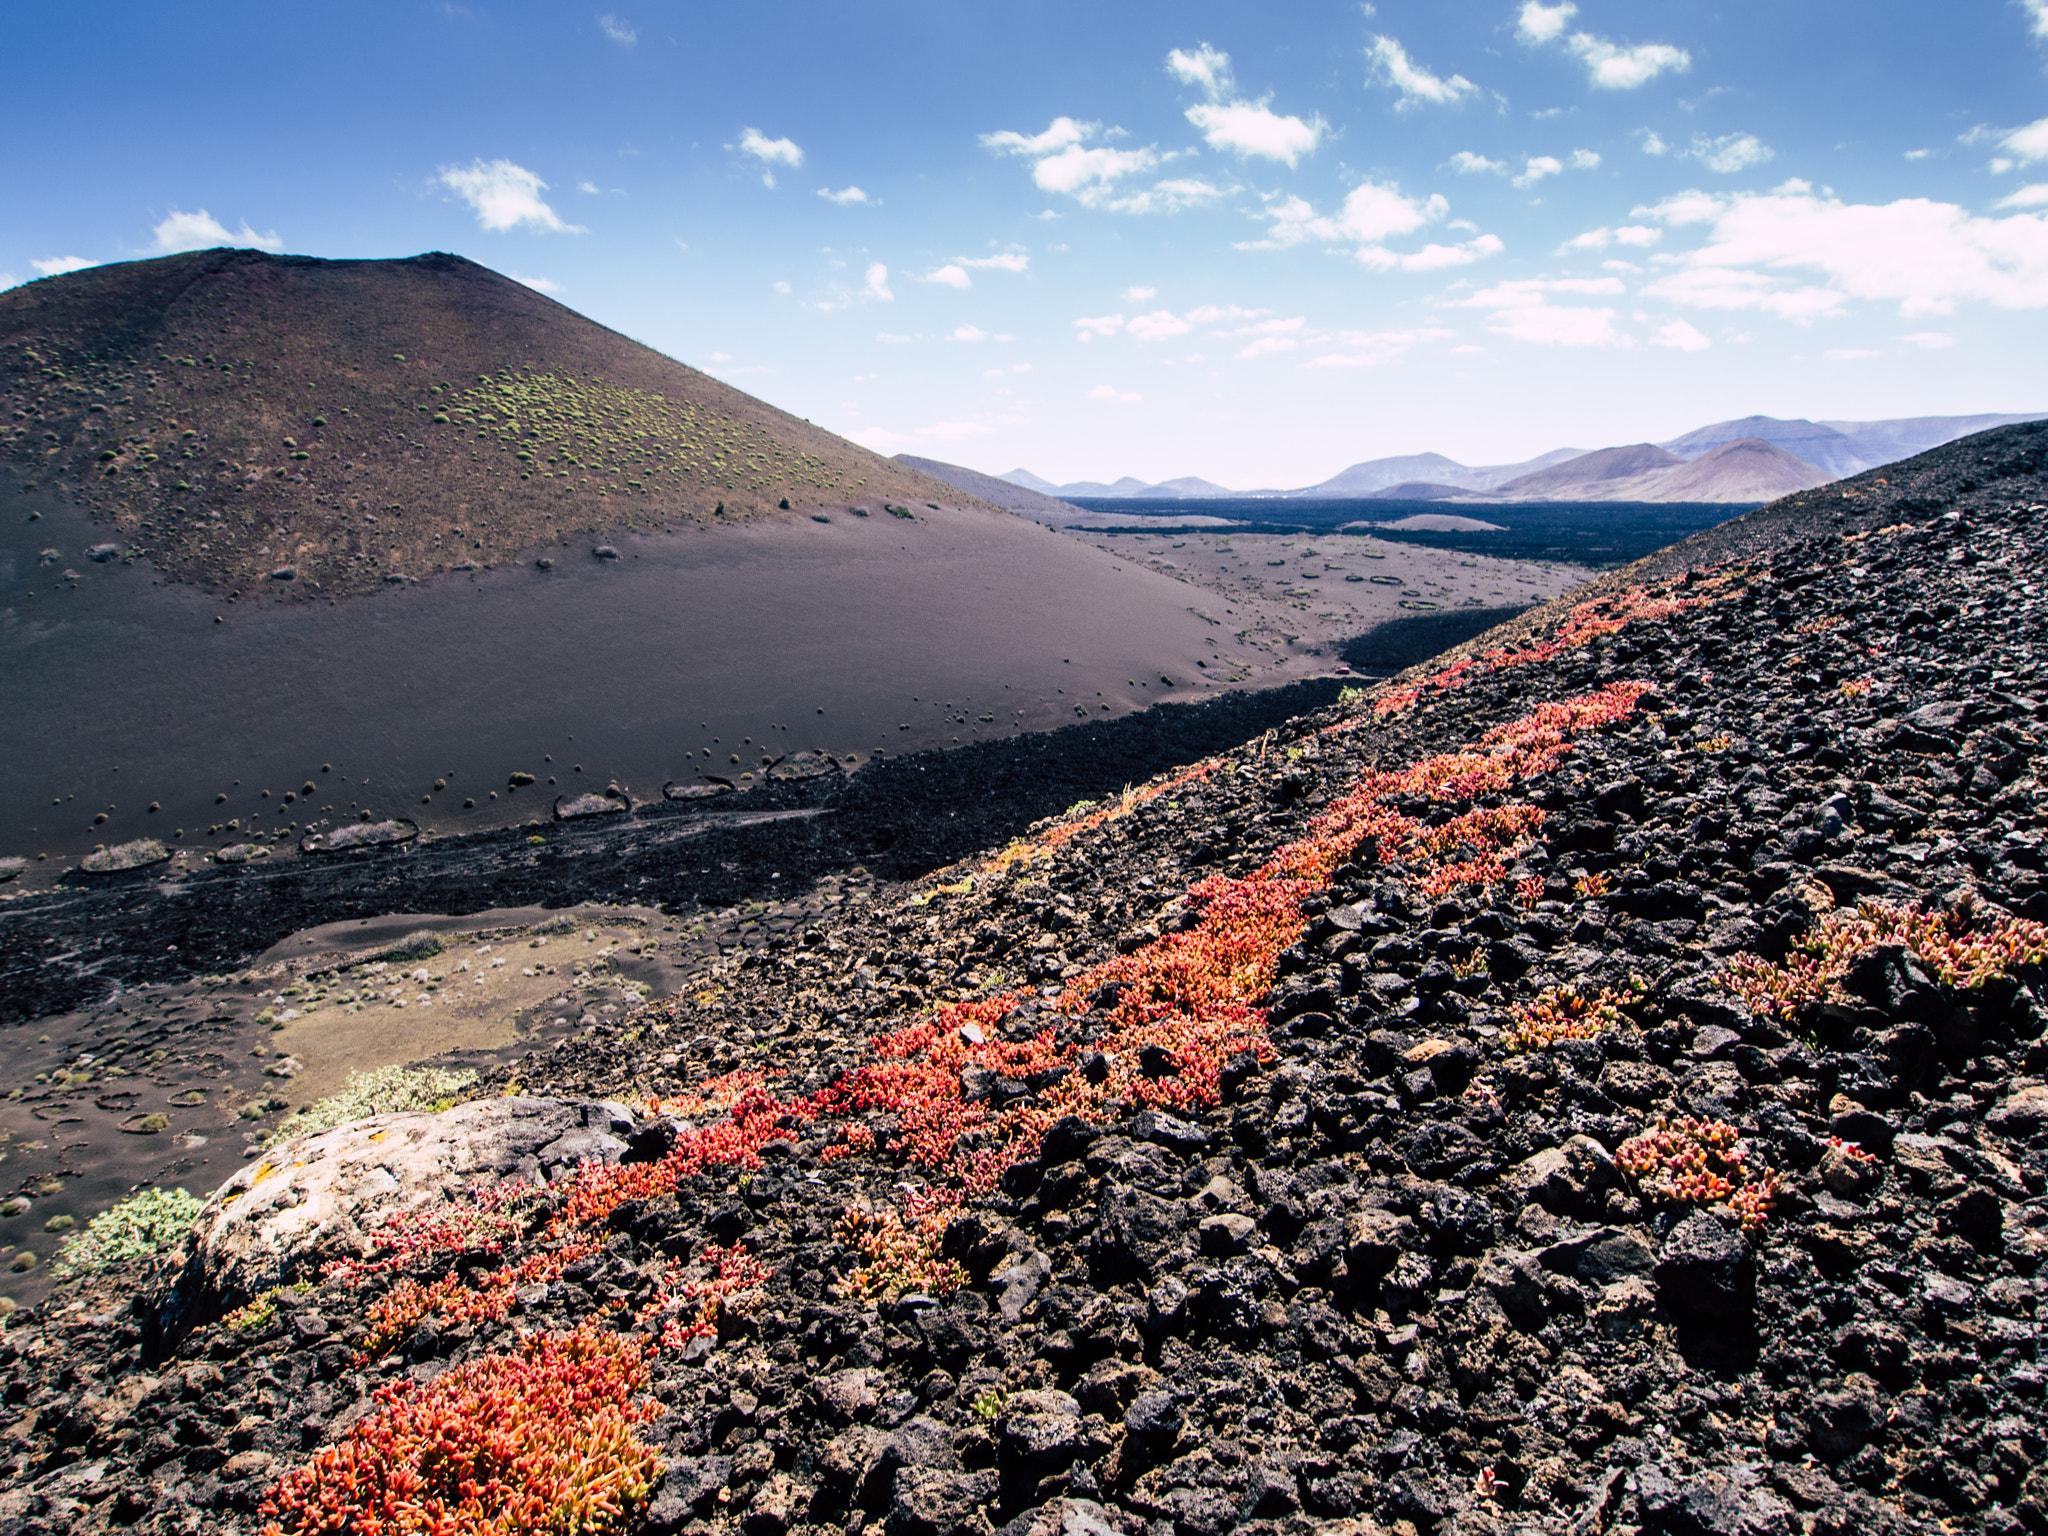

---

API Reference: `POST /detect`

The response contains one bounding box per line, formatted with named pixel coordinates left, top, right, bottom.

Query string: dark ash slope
left=1, top=249, right=978, bottom=600
left=6, top=423, right=2048, bottom=1536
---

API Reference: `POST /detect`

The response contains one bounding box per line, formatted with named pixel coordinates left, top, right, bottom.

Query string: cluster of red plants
left=836, top=1188, right=970, bottom=1299
left=1502, top=979, right=1641, bottom=1053
left=1368, top=585, right=1716, bottom=719
left=638, top=1242, right=774, bottom=1351
left=260, top=1325, right=663, bottom=1536
left=1617, top=1116, right=1781, bottom=1229
left=1723, top=897, right=2048, bottom=1025
left=256, top=594, right=1704, bottom=1528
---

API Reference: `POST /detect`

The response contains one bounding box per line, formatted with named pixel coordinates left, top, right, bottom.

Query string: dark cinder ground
left=2, top=424, right=2048, bottom=1536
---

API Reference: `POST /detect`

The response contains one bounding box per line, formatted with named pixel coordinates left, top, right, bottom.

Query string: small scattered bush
left=1617, top=1117, right=1781, bottom=1228
left=50, top=1187, right=205, bottom=1278
left=265, top=1064, right=477, bottom=1147
left=1502, top=980, right=1639, bottom=1053
left=1723, top=898, right=2048, bottom=1025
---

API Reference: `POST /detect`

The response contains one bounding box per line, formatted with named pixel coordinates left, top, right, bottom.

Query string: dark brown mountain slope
left=0, top=248, right=969, bottom=600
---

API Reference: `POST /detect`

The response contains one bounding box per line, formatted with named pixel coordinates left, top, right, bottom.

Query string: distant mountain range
left=979, top=411, right=2048, bottom=506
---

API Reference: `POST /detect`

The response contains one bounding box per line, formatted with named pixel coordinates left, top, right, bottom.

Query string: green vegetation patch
left=50, top=1186, right=205, bottom=1278
left=264, top=1063, right=478, bottom=1147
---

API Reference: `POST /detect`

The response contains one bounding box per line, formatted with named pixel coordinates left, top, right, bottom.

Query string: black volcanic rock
left=10, top=421, right=2048, bottom=1536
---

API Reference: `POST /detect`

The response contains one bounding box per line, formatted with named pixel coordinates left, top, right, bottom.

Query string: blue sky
left=10, top=1, right=2048, bottom=485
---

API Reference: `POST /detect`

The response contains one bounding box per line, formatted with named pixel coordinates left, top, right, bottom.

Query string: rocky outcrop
left=147, top=1096, right=644, bottom=1332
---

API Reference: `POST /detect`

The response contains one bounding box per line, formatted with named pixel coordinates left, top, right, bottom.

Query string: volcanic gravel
left=5, top=429, right=2048, bottom=1536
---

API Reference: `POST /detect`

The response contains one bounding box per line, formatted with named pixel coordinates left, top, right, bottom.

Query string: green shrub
left=264, top=1064, right=478, bottom=1148
left=50, top=1187, right=205, bottom=1278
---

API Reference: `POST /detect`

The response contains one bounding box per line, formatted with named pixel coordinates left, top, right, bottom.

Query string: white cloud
left=925, top=264, right=972, bottom=289
left=1641, top=130, right=1670, bottom=156
left=437, top=161, right=583, bottom=233
left=984, top=117, right=1227, bottom=212
left=1516, top=2, right=1575, bottom=44
left=1118, top=178, right=1228, bottom=215
left=1301, top=325, right=1455, bottom=368
left=949, top=324, right=1015, bottom=342
left=1514, top=156, right=1564, bottom=188
left=1185, top=100, right=1325, bottom=165
left=1449, top=151, right=1505, bottom=174
left=1903, top=331, right=1955, bottom=348
left=981, top=117, right=1092, bottom=157
left=1519, top=2, right=1689, bottom=90
left=818, top=186, right=873, bottom=205
left=1571, top=149, right=1601, bottom=169
left=1239, top=183, right=1479, bottom=267
left=152, top=208, right=286, bottom=253
left=1359, top=233, right=1504, bottom=271
left=1342, top=183, right=1449, bottom=241
left=1366, top=35, right=1477, bottom=108
left=1166, top=43, right=1233, bottom=94
left=597, top=12, right=635, bottom=44
left=1826, top=348, right=1882, bottom=361
left=738, top=127, right=803, bottom=168
left=1638, top=183, right=2048, bottom=318
left=2023, top=0, right=2048, bottom=39
left=983, top=363, right=1034, bottom=377
left=31, top=255, right=95, bottom=276
left=1688, top=133, right=1773, bottom=174
left=1126, top=309, right=1195, bottom=340
left=1168, top=43, right=1325, bottom=166
left=0, top=274, right=16, bottom=291
left=1186, top=304, right=1271, bottom=323
left=2000, top=183, right=2048, bottom=208
left=508, top=272, right=562, bottom=293
left=862, top=263, right=893, bottom=301
left=773, top=280, right=791, bottom=295
left=960, top=252, right=1030, bottom=272
left=1087, top=384, right=1142, bottom=402
left=577, top=180, right=601, bottom=194
left=1571, top=37, right=1689, bottom=89
left=1651, top=319, right=1711, bottom=350
left=1126, top=285, right=1158, bottom=301
left=1564, top=224, right=1661, bottom=251
left=876, top=332, right=915, bottom=344
left=1073, top=313, right=1125, bottom=339
left=1904, top=148, right=1934, bottom=162
left=1457, top=276, right=1628, bottom=346
left=2000, top=116, right=2048, bottom=167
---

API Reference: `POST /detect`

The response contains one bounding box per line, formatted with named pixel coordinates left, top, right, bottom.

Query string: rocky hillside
left=6, top=423, right=2048, bottom=1536
left=0, top=250, right=975, bottom=600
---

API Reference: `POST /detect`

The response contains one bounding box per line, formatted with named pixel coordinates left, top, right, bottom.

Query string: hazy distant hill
left=998, top=467, right=1063, bottom=495
left=1659, top=416, right=1871, bottom=478
left=1294, top=447, right=1588, bottom=497
left=997, top=409, right=2046, bottom=506
left=1490, top=442, right=1686, bottom=498
left=895, top=454, right=1086, bottom=523
left=1634, top=436, right=1833, bottom=502
left=0, top=249, right=968, bottom=600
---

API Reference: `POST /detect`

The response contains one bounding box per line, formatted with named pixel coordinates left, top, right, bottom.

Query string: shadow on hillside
left=1339, top=604, right=1536, bottom=675
left=0, top=680, right=1343, bottom=1023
